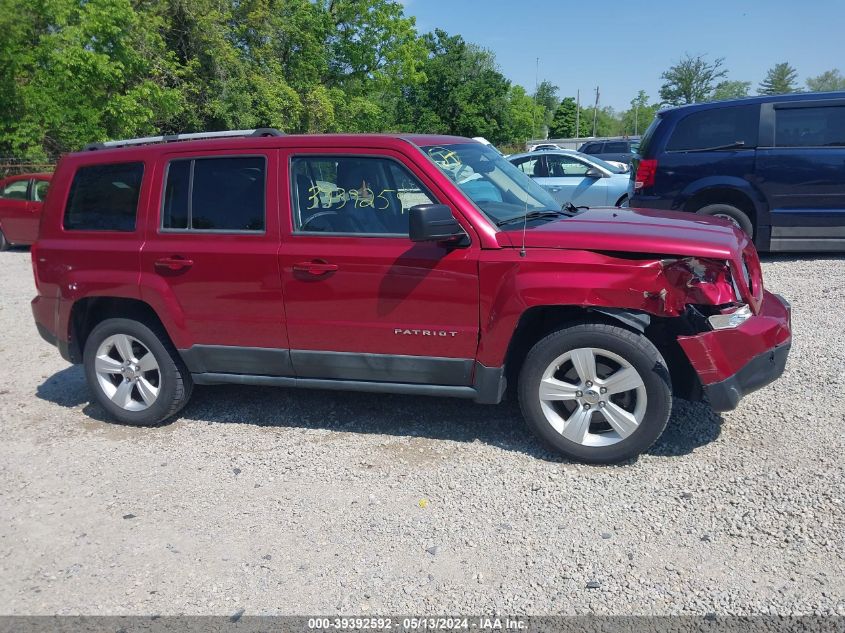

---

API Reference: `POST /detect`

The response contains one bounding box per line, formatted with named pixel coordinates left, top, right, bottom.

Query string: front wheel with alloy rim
left=518, top=323, right=672, bottom=464
left=83, top=318, right=192, bottom=425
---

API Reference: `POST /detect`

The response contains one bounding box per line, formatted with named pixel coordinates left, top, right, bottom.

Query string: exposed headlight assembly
left=708, top=304, right=752, bottom=330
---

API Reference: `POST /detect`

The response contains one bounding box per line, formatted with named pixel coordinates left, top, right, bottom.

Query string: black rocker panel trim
left=290, top=350, right=474, bottom=386
left=180, top=345, right=506, bottom=403
left=179, top=345, right=293, bottom=377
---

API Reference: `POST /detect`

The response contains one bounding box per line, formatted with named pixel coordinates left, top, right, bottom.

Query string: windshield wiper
left=496, top=210, right=566, bottom=227
left=684, top=141, right=748, bottom=153
left=564, top=202, right=588, bottom=214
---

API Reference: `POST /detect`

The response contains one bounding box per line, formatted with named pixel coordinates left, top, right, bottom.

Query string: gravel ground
left=0, top=249, right=843, bottom=616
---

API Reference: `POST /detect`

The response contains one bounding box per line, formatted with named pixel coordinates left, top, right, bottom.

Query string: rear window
left=774, top=105, right=845, bottom=147
left=63, top=163, right=144, bottom=231
left=666, top=105, right=759, bottom=151
left=162, top=156, right=266, bottom=232
left=636, top=117, right=660, bottom=157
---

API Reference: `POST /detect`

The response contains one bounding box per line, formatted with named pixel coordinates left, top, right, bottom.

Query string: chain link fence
left=0, top=158, right=56, bottom=180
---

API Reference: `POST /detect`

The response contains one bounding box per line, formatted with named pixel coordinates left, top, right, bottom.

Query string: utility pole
left=635, top=102, right=639, bottom=136
left=575, top=89, right=580, bottom=139
left=532, top=57, right=539, bottom=140
left=592, top=86, right=599, bottom=137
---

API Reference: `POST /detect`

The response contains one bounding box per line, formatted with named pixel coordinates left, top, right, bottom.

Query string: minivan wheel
left=518, top=323, right=672, bottom=464
left=0, top=228, right=9, bottom=251
left=83, top=318, right=192, bottom=425
left=696, top=203, right=753, bottom=237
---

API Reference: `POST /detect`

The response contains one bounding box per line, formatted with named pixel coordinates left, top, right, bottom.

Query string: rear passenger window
left=666, top=105, right=759, bottom=151
left=774, top=105, right=845, bottom=147
left=604, top=142, right=628, bottom=153
left=162, top=156, right=266, bottom=232
left=63, top=163, right=144, bottom=231
left=1, top=180, right=28, bottom=200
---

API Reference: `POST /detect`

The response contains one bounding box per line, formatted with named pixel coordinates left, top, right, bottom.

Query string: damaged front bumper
left=677, top=291, right=792, bottom=412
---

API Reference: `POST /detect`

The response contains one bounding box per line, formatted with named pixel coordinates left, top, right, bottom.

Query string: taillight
left=634, top=158, right=657, bottom=191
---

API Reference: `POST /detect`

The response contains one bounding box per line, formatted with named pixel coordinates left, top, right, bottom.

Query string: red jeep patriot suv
left=31, top=129, right=792, bottom=463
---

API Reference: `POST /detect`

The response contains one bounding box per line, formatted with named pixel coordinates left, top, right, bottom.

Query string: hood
left=497, top=206, right=748, bottom=260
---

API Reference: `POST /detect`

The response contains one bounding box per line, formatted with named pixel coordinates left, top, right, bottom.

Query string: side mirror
left=409, top=204, right=465, bottom=243
left=585, top=167, right=606, bottom=179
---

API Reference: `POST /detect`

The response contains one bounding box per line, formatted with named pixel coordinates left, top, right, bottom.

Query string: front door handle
left=155, top=256, right=194, bottom=272
left=293, top=260, right=338, bottom=275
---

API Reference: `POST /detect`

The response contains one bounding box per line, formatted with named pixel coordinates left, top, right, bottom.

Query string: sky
left=399, top=0, right=845, bottom=112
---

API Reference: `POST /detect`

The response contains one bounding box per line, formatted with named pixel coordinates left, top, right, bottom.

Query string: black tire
left=518, top=323, right=672, bottom=464
left=0, top=228, right=9, bottom=251
left=83, top=318, right=192, bottom=425
left=696, top=203, right=753, bottom=237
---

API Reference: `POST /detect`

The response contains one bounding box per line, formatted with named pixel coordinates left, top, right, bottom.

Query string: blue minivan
left=630, top=92, right=845, bottom=251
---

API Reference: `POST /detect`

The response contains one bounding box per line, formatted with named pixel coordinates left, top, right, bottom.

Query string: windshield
left=420, top=143, right=561, bottom=226
left=586, top=155, right=625, bottom=174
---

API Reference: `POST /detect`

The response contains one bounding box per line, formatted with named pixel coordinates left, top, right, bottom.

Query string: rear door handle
left=293, top=260, right=338, bottom=275
left=155, top=256, right=193, bottom=272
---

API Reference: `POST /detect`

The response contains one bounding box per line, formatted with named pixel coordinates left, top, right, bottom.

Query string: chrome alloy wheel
left=94, top=334, right=161, bottom=411
left=538, top=347, right=647, bottom=447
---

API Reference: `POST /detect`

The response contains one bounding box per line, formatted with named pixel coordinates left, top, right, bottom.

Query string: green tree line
left=658, top=54, right=845, bottom=106
left=0, top=0, right=546, bottom=159
left=3, top=1, right=843, bottom=158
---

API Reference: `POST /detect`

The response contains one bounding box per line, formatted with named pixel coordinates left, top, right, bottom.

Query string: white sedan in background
left=508, top=149, right=633, bottom=208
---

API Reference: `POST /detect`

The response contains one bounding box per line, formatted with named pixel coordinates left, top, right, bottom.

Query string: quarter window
left=667, top=105, right=759, bottom=151
left=291, top=156, right=436, bottom=235
left=63, top=163, right=144, bottom=231
left=774, top=105, right=845, bottom=147
left=162, top=156, right=266, bottom=232
left=1, top=180, right=29, bottom=200
left=33, top=180, right=50, bottom=202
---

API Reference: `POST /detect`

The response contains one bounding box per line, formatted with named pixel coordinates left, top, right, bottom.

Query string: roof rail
left=82, top=128, right=284, bottom=151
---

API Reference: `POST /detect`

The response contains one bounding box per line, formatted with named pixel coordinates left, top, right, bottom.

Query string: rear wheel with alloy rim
left=696, top=203, right=753, bottom=238
left=83, top=318, right=192, bottom=425
left=518, top=323, right=671, bottom=463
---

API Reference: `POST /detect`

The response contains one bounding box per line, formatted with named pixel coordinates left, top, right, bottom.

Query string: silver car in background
left=508, top=149, right=633, bottom=208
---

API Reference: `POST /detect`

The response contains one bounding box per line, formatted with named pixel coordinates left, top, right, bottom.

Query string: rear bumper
left=629, top=194, right=674, bottom=210
left=32, top=295, right=75, bottom=362
left=678, top=291, right=792, bottom=411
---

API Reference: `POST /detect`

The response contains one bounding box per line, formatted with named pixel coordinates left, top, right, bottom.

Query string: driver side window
left=291, top=156, right=436, bottom=235
left=545, top=155, right=590, bottom=177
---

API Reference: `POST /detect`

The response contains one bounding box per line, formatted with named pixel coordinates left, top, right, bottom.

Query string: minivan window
left=636, top=117, right=660, bottom=156
left=604, top=142, right=628, bottom=153
left=774, top=105, right=845, bottom=147
left=162, top=156, right=266, bottom=232
left=63, top=163, right=144, bottom=231
left=582, top=143, right=602, bottom=154
left=666, top=105, right=759, bottom=151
